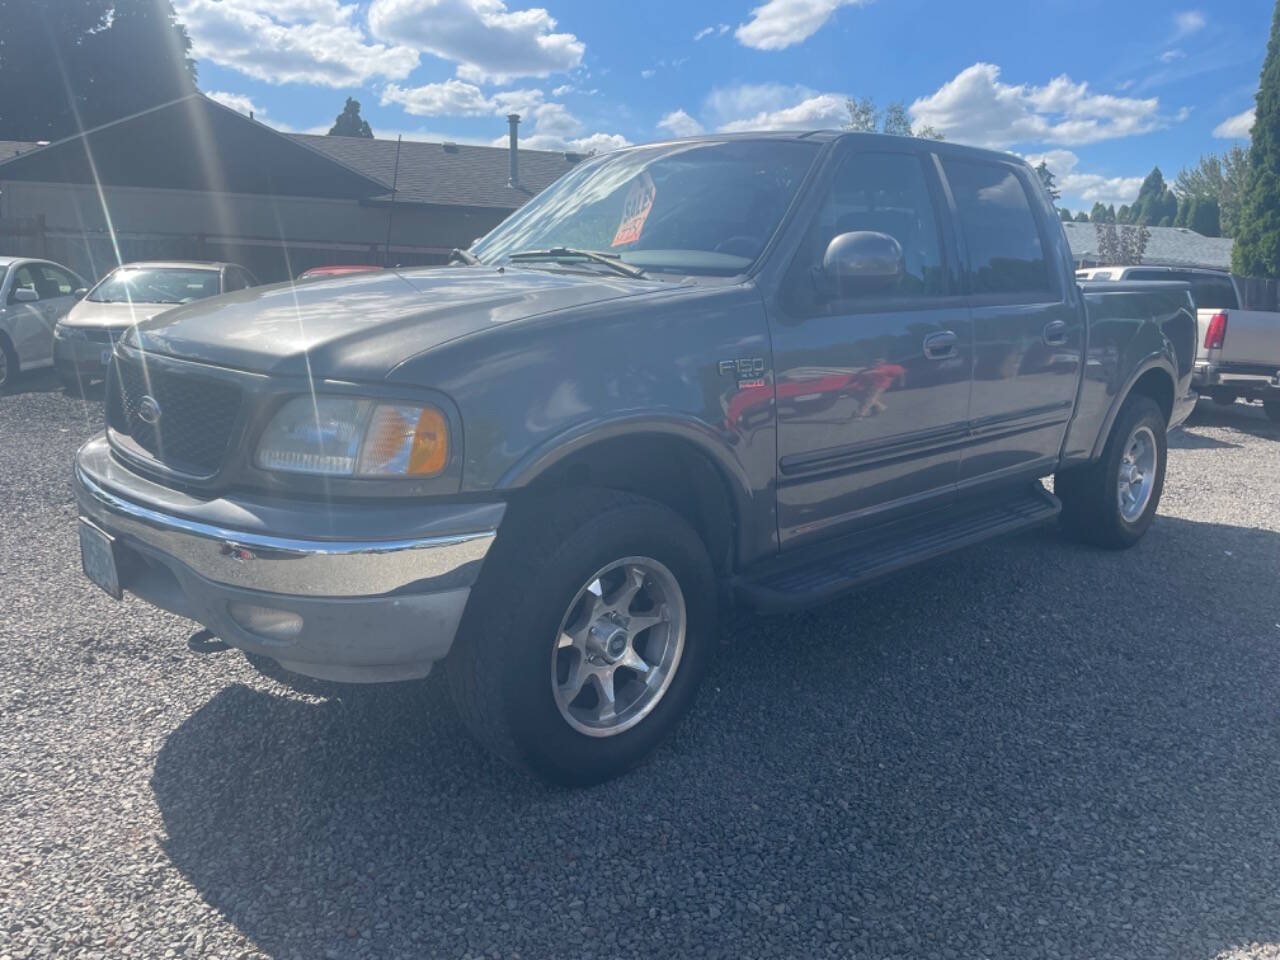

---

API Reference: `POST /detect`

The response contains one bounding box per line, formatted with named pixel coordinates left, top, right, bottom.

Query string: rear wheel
left=1056, top=394, right=1167, bottom=549
left=446, top=488, right=717, bottom=786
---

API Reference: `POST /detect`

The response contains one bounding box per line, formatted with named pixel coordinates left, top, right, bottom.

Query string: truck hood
left=126, top=266, right=661, bottom=380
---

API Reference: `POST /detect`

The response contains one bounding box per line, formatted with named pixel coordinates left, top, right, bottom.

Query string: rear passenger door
left=939, top=157, right=1083, bottom=488
left=769, top=145, right=973, bottom=549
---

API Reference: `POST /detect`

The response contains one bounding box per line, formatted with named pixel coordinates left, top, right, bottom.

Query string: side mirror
left=73, top=287, right=88, bottom=299
left=12, top=288, right=39, bottom=303
left=818, top=231, right=905, bottom=299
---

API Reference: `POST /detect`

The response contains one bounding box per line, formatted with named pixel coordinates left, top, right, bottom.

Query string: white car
left=0, top=256, right=87, bottom=392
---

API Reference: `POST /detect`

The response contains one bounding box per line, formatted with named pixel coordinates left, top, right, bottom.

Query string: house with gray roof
left=0, top=94, right=583, bottom=282
left=1061, top=220, right=1234, bottom=270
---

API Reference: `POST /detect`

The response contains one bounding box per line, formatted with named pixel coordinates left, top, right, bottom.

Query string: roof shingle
left=287, top=134, right=583, bottom=209
left=1062, top=221, right=1234, bottom=270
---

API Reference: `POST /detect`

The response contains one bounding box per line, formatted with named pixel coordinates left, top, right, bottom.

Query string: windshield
left=88, top=267, right=221, bottom=304
left=472, top=139, right=820, bottom=276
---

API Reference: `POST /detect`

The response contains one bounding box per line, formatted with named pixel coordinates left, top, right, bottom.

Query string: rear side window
left=1126, top=270, right=1239, bottom=310
left=943, top=159, right=1053, bottom=297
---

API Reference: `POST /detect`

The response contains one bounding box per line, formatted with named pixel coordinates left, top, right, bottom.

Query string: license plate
left=79, top=519, right=121, bottom=600
left=101, top=349, right=112, bottom=365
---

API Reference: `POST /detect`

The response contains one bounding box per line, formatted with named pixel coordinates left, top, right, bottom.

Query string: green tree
left=1058, top=208, right=1074, bottom=222
left=1117, top=204, right=1131, bottom=223
left=1035, top=161, right=1061, bottom=201
left=1174, top=146, right=1250, bottom=236
left=1075, top=211, right=1090, bottom=222
left=1174, top=196, right=1191, bottom=227
left=845, top=96, right=877, bottom=132
left=1190, top=195, right=1222, bottom=236
left=328, top=96, right=374, bottom=138
left=0, top=0, right=196, bottom=140
left=1234, top=0, right=1280, bottom=279
left=844, top=96, right=944, bottom=139
left=1236, top=1, right=1280, bottom=277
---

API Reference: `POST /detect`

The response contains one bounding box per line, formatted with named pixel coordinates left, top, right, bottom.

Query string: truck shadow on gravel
left=1184, top=398, right=1279, bottom=441
left=151, top=515, right=1280, bottom=960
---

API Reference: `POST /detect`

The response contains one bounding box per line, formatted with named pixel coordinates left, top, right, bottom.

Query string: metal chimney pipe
left=507, top=113, right=520, bottom=187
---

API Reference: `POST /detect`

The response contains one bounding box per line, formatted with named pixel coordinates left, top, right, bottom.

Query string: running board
left=736, top=485, right=1061, bottom=612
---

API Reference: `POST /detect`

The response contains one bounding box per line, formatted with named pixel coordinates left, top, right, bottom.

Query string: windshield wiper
left=449, top=248, right=481, bottom=265
left=506, top=247, right=646, bottom=279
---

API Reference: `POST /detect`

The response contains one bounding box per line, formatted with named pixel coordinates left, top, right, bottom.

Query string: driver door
left=767, top=146, right=973, bottom=549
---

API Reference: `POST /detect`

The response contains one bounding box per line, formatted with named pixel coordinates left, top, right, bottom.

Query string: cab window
left=784, top=150, right=949, bottom=314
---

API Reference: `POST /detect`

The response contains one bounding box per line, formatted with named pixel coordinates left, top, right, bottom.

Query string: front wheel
left=446, top=489, right=717, bottom=785
left=1056, top=394, right=1167, bottom=549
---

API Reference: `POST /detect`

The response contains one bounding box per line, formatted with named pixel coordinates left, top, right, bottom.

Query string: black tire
left=1265, top=398, right=1280, bottom=424
left=1210, top=389, right=1238, bottom=407
left=446, top=488, right=717, bottom=786
left=0, top=334, right=17, bottom=394
left=1056, top=394, right=1167, bottom=549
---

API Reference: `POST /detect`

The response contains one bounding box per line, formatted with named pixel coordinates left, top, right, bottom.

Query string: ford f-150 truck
left=74, top=132, right=1197, bottom=784
left=1079, top=265, right=1280, bottom=420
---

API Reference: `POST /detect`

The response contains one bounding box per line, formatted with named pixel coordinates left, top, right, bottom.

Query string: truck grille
left=106, top=355, right=242, bottom=475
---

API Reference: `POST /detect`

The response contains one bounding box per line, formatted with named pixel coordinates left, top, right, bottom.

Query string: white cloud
left=1159, top=48, right=1185, bottom=63
left=380, top=80, right=544, bottom=117
left=174, top=0, right=418, bottom=86
left=694, top=23, right=730, bottom=40
left=657, top=109, right=704, bottom=137
left=909, top=63, right=1176, bottom=148
left=483, top=101, right=627, bottom=153
left=1025, top=149, right=1145, bottom=207
left=206, top=90, right=263, bottom=117
left=735, top=0, right=870, bottom=51
left=367, top=0, right=584, bottom=84
left=640, top=69, right=656, bottom=79
left=552, top=84, right=573, bottom=96
left=1173, top=10, right=1206, bottom=38
left=704, top=82, right=847, bottom=131
left=1213, top=107, right=1254, bottom=139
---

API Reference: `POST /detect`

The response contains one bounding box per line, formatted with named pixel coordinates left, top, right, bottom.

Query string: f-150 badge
left=720, top=357, right=767, bottom=388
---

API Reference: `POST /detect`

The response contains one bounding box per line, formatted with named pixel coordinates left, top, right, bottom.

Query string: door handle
left=1043, top=320, right=1069, bottom=346
left=922, top=330, right=958, bottom=360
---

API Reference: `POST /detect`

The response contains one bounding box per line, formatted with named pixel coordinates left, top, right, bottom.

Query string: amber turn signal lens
left=407, top=406, right=448, bottom=475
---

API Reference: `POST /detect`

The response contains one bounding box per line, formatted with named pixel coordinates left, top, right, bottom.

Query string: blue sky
left=180, top=0, right=1272, bottom=211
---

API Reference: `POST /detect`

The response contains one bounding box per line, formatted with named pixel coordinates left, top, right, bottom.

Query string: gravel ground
left=2, top=367, right=1279, bottom=960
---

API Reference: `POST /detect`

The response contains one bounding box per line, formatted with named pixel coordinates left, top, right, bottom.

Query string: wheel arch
left=497, top=415, right=758, bottom=576
left=1089, top=358, right=1176, bottom=460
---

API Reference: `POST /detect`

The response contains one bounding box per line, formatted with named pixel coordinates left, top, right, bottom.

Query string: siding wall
left=0, top=181, right=512, bottom=282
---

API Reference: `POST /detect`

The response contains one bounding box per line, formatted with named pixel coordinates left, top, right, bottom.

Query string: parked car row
left=1078, top=265, right=1280, bottom=422
left=0, top=258, right=387, bottom=392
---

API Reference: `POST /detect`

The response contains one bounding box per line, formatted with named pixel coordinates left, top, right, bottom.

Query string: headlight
left=255, top=396, right=449, bottom=478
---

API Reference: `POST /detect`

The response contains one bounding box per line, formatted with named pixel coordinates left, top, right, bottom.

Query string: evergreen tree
left=1075, top=212, right=1090, bottom=222
left=1174, top=196, right=1191, bottom=227
left=1117, top=204, right=1131, bottom=223
left=1090, top=202, right=1110, bottom=223
left=1234, top=0, right=1280, bottom=276
left=1035, top=161, right=1061, bottom=201
left=1190, top=195, right=1222, bottom=236
left=328, top=97, right=374, bottom=138
left=1175, top=146, right=1250, bottom=236
left=1058, top=208, right=1074, bottom=222
left=0, top=0, right=196, bottom=139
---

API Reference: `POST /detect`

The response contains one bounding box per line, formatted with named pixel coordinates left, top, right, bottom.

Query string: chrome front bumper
left=74, top=436, right=503, bottom=682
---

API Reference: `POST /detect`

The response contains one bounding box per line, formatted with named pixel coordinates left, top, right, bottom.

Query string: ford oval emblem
left=137, top=395, right=162, bottom=425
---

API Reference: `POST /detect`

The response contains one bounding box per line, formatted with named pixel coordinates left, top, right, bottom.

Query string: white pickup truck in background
left=1077, top=265, right=1280, bottom=423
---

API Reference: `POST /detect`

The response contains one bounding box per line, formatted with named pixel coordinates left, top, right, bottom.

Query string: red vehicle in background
left=295, top=265, right=383, bottom=281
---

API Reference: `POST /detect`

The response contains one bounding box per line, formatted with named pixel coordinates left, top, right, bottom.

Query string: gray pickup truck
left=74, top=132, right=1197, bottom=784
